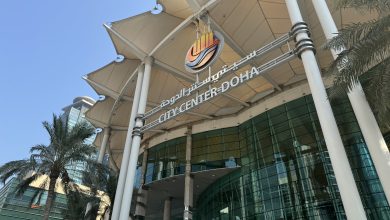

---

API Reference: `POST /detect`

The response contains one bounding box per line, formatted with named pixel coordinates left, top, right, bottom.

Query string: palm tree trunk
left=43, top=177, right=57, bottom=220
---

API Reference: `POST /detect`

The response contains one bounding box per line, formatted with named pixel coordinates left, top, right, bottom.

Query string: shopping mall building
left=84, top=0, right=390, bottom=219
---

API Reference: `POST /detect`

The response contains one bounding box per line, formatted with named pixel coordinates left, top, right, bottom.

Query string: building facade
left=62, top=96, right=97, bottom=184
left=83, top=0, right=390, bottom=219
left=141, top=95, right=390, bottom=219
left=0, top=179, right=68, bottom=220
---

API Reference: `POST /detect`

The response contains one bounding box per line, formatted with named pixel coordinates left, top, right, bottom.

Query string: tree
left=82, top=162, right=118, bottom=220
left=61, top=161, right=118, bottom=220
left=0, top=114, right=96, bottom=220
left=325, top=0, right=390, bottom=128
left=63, top=189, right=101, bottom=220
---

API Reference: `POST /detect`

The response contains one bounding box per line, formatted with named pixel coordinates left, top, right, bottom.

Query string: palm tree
left=60, top=161, right=118, bottom=220
left=325, top=0, right=390, bottom=128
left=0, top=114, right=96, bottom=220
left=81, top=162, right=118, bottom=220
left=63, top=188, right=104, bottom=220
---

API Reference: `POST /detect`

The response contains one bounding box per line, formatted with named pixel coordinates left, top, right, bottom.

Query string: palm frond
left=363, top=59, right=390, bottom=128
left=84, top=200, right=100, bottom=220
left=334, top=0, right=390, bottom=15
left=43, top=116, right=58, bottom=147
left=325, top=15, right=389, bottom=57
left=66, top=121, right=95, bottom=145
left=0, top=159, right=36, bottom=184
left=325, top=21, right=370, bottom=50
left=325, top=15, right=390, bottom=91
left=63, top=188, right=99, bottom=220
left=1, top=113, right=99, bottom=219
left=30, top=144, right=55, bottom=162
left=82, top=161, right=112, bottom=193
left=14, top=173, right=46, bottom=196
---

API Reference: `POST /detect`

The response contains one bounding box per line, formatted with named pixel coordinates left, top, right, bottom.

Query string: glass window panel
left=142, top=96, right=390, bottom=220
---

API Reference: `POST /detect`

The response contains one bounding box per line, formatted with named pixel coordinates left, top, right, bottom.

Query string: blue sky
left=0, top=0, right=155, bottom=166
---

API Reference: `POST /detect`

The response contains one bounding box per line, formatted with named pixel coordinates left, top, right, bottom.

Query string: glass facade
left=0, top=179, right=67, bottom=220
left=145, top=137, right=186, bottom=183
left=62, top=103, right=96, bottom=184
left=144, top=95, right=390, bottom=220
left=192, top=127, right=240, bottom=172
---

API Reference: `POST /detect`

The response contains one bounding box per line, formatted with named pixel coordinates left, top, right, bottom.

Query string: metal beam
left=85, top=117, right=107, bottom=129
left=209, top=18, right=282, bottom=91
left=223, top=93, right=250, bottom=107
left=154, top=60, right=195, bottom=82
left=127, top=94, right=212, bottom=119
left=108, top=66, right=140, bottom=125
left=84, top=76, right=153, bottom=107
left=84, top=76, right=214, bottom=120
left=111, top=125, right=165, bottom=133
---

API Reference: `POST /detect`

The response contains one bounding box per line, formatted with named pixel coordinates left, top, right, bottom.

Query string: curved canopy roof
left=84, top=0, right=376, bottom=165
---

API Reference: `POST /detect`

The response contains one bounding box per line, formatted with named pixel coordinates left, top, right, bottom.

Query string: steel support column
left=312, top=0, right=390, bottom=203
left=118, top=57, right=154, bottom=220
left=97, top=127, right=111, bottom=163
left=111, top=65, right=145, bottom=220
left=285, top=0, right=366, bottom=219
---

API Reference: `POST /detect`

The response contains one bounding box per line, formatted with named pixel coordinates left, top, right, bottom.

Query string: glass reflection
left=143, top=95, right=390, bottom=219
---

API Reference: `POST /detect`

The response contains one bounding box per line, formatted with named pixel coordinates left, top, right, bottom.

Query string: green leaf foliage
left=326, top=2, right=390, bottom=129
left=0, top=113, right=96, bottom=219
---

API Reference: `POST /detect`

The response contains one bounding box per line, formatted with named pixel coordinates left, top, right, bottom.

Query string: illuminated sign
left=185, top=31, right=224, bottom=73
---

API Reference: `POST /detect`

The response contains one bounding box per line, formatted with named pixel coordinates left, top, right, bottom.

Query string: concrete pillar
left=134, top=186, right=148, bottom=220
left=94, top=127, right=111, bottom=220
left=285, top=0, right=366, bottom=219
left=118, top=57, right=154, bottom=220
left=184, top=126, right=193, bottom=220
left=135, top=149, right=149, bottom=219
left=97, top=127, right=110, bottom=163
left=312, top=0, right=390, bottom=203
left=163, top=197, right=172, bottom=220
left=140, top=148, right=149, bottom=185
left=111, top=64, right=145, bottom=220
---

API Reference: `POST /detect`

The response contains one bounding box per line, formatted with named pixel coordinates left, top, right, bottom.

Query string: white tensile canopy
left=84, top=0, right=375, bottom=166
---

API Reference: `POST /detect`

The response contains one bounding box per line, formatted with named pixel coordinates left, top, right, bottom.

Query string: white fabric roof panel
left=163, top=0, right=193, bottom=19
left=109, top=12, right=183, bottom=58
left=85, top=97, right=116, bottom=128
left=106, top=30, right=138, bottom=60
left=85, top=59, right=140, bottom=98
left=83, top=0, right=377, bottom=154
left=153, top=26, right=197, bottom=78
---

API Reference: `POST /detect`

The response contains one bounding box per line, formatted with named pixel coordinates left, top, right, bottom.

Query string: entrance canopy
left=84, top=0, right=375, bottom=165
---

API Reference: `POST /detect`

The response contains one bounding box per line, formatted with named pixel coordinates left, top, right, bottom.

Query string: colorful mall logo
left=185, top=31, right=224, bottom=73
